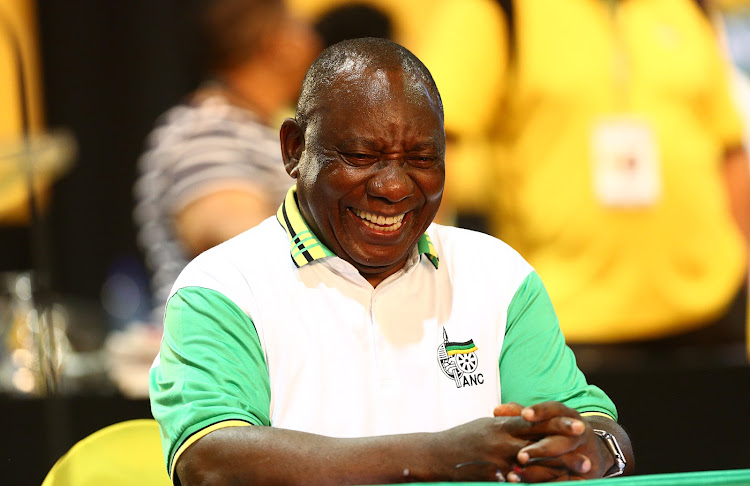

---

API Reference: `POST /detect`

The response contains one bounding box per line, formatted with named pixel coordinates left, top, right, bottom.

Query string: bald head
left=295, top=37, right=443, bottom=128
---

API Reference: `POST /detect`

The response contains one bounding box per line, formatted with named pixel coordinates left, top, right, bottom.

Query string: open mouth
left=353, top=208, right=406, bottom=233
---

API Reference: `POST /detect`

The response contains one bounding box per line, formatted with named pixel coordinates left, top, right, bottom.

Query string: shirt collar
left=276, top=186, right=439, bottom=270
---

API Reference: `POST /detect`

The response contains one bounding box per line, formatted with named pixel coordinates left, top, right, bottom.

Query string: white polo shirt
left=150, top=187, right=617, bottom=479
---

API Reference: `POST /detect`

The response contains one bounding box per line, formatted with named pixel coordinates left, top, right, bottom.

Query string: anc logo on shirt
left=437, top=328, right=483, bottom=388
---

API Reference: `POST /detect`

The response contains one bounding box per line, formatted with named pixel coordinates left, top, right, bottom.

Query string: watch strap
left=593, top=429, right=626, bottom=478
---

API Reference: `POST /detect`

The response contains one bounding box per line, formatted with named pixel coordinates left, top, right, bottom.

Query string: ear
left=280, top=118, right=304, bottom=178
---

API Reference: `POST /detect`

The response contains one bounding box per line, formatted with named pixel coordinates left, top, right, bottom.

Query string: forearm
left=171, top=401, right=632, bottom=485
left=175, top=188, right=272, bottom=256
left=176, top=425, right=453, bottom=486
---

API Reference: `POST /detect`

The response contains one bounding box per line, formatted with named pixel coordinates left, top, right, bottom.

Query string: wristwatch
left=593, top=429, right=627, bottom=478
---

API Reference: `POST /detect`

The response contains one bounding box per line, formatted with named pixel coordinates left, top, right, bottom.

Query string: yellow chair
left=42, top=419, right=171, bottom=486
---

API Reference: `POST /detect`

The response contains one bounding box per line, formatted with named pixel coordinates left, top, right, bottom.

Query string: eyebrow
left=336, top=138, right=382, bottom=151
left=336, top=138, right=443, bottom=152
left=407, top=141, right=443, bottom=152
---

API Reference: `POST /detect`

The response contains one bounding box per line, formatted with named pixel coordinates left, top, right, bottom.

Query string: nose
left=366, top=160, right=415, bottom=203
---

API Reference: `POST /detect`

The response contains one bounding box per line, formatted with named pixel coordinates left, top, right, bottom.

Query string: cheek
left=415, top=168, right=446, bottom=202
left=318, top=162, right=370, bottom=200
left=298, top=156, right=357, bottom=213
left=297, top=162, right=318, bottom=189
left=297, top=150, right=325, bottom=188
left=298, top=149, right=344, bottom=193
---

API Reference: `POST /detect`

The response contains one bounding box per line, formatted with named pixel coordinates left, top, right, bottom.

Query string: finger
left=503, top=415, right=586, bottom=440
left=518, top=435, right=588, bottom=465
left=507, top=464, right=570, bottom=483
left=521, top=402, right=581, bottom=423
left=520, top=452, right=592, bottom=476
left=494, top=402, right=524, bottom=417
left=452, top=460, right=505, bottom=482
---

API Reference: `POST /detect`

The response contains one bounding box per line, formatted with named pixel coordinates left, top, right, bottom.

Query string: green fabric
left=579, top=469, right=750, bottom=486
left=149, top=287, right=271, bottom=472
left=499, top=272, right=617, bottom=419
left=416, top=233, right=440, bottom=269
left=398, top=469, right=750, bottom=486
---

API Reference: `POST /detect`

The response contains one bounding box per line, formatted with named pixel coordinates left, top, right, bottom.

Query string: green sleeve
left=149, top=287, right=271, bottom=472
left=499, top=272, right=617, bottom=419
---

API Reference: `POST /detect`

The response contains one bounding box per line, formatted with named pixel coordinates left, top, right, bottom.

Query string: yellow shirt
left=416, top=0, right=748, bottom=342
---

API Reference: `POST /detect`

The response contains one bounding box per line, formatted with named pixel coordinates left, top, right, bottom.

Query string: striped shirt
left=134, top=89, right=293, bottom=321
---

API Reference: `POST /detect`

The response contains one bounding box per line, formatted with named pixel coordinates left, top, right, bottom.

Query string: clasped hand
left=445, top=401, right=609, bottom=483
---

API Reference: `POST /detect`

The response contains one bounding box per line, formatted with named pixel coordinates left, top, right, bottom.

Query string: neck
left=216, top=62, right=289, bottom=123
left=363, top=265, right=404, bottom=288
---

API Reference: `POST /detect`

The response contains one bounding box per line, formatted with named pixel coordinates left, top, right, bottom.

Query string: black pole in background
left=0, top=5, right=59, bottom=396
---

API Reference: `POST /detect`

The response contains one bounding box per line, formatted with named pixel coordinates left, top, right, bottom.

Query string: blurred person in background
left=133, top=0, right=321, bottom=323
left=413, top=0, right=750, bottom=371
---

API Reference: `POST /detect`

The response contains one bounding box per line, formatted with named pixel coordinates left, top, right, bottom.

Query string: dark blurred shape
left=37, top=1, right=200, bottom=300
left=314, top=3, right=393, bottom=47
left=0, top=227, right=30, bottom=271
left=192, top=0, right=287, bottom=71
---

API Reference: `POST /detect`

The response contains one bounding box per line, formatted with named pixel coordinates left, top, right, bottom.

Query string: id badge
left=591, top=117, right=661, bottom=207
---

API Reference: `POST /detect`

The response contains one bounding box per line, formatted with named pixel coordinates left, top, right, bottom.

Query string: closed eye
left=341, top=152, right=378, bottom=166
left=407, top=155, right=439, bottom=168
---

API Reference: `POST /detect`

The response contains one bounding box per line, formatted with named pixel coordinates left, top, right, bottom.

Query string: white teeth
left=353, top=209, right=405, bottom=232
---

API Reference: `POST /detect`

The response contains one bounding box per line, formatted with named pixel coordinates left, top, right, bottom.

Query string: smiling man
left=150, top=38, right=634, bottom=485
left=286, top=43, right=446, bottom=287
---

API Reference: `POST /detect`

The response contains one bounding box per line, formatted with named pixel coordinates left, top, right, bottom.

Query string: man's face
left=293, top=67, right=445, bottom=285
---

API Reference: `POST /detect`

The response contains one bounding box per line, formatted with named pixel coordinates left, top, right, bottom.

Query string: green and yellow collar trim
left=276, top=186, right=439, bottom=269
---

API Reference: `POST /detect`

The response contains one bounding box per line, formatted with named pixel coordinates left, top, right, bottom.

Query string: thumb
left=494, top=402, right=524, bottom=417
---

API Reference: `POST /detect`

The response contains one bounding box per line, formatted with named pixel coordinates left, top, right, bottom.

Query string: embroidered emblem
left=437, top=329, right=483, bottom=388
